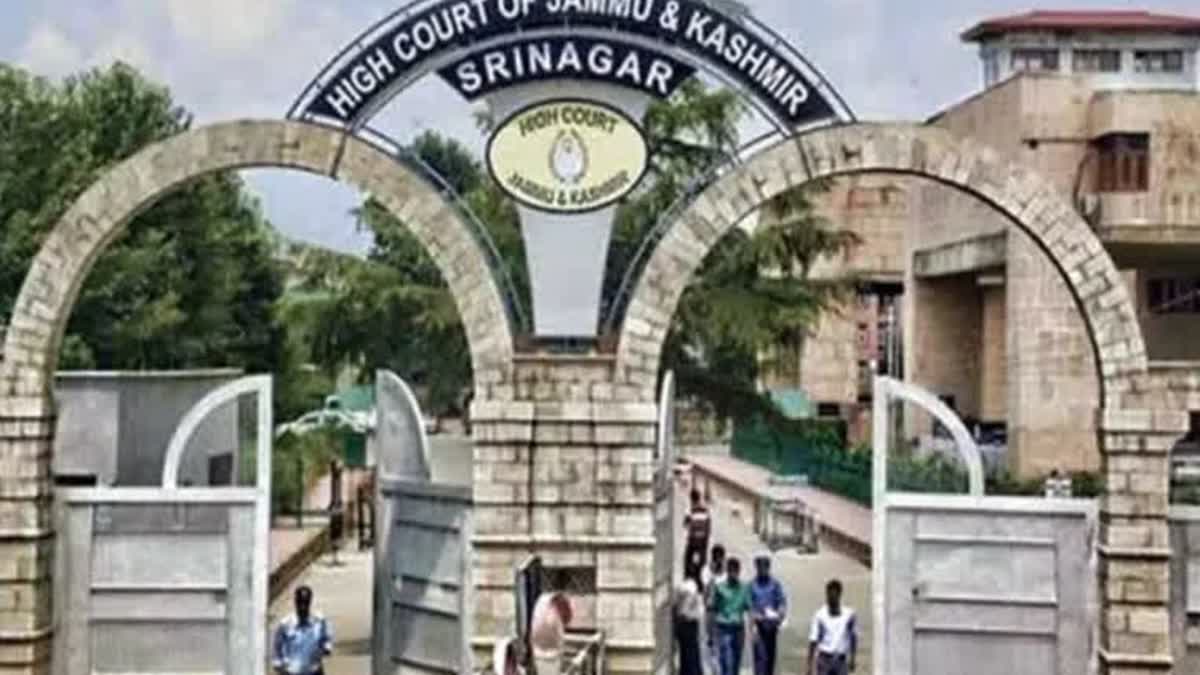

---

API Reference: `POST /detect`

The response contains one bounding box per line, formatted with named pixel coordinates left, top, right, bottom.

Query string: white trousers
left=534, top=649, right=561, bottom=675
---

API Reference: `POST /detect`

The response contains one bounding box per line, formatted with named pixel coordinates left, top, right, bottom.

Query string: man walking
left=749, top=553, right=787, bottom=675
left=807, top=579, right=857, bottom=675
left=702, top=544, right=727, bottom=675
left=711, top=557, right=752, bottom=675
left=272, top=586, right=333, bottom=675
left=683, top=489, right=712, bottom=584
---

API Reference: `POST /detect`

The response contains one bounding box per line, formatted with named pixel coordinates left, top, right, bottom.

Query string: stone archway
left=0, top=119, right=514, bottom=669
left=614, top=123, right=1187, bottom=673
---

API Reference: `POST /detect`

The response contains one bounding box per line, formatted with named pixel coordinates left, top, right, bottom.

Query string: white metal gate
left=653, top=371, right=676, bottom=675
left=872, top=377, right=1097, bottom=675
left=372, top=370, right=473, bottom=675
left=53, top=376, right=273, bottom=675
left=1170, top=505, right=1200, bottom=672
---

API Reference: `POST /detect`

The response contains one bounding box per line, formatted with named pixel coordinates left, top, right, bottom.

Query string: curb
left=269, top=525, right=331, bottom=602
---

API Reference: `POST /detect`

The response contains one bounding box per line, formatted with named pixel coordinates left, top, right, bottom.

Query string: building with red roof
left=958, top=9, right=1200, bottom=89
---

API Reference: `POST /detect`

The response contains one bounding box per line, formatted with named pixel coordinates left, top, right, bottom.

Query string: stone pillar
left=1098, top=408, right=1188, bottom=675
left=0, top=398, right=55, bottom=674
left=470, top=356, right=663, bottom=675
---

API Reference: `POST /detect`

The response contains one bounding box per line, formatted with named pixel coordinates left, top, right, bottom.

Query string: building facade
left=768, top=10, right=1200, bottom=477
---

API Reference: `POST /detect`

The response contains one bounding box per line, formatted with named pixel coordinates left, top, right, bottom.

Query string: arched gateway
left=0, top=2, right=1186, bottom=674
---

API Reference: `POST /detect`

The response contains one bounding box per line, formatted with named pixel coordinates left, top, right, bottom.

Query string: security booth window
left=1011, top=48, right=1060, bottom=73
left=1094, top=133, right=1150, bottom=193
left=1073, top=49, right=1121, bottom=73
left=1134, top=50, right=1185, bottom=73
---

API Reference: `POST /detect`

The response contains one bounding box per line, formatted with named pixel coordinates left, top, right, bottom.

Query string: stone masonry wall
left=908, top=274, right=983, bottom=436
left=469, top=356, right=664, bottom=675
left=980, top=283, right=1008, bottom=422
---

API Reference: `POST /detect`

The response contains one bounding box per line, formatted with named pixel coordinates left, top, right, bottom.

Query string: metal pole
left=871, top=378, right=890, bottom=675
left=297, top=451, right=304, bottom=529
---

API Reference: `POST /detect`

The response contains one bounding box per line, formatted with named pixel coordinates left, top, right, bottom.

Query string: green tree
left=0, top=63, right=285, bottom=375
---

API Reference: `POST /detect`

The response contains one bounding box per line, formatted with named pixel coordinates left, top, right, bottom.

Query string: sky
left=3, top=0, right=1198, bottom=255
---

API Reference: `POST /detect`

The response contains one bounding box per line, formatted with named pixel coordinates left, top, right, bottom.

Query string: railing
left=562, top=630, right=606, bottom=675
left=756, top=496, right=820, bottom=553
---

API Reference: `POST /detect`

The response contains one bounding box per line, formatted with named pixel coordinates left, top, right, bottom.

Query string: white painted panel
left=91, top=534, right=227, bottom=587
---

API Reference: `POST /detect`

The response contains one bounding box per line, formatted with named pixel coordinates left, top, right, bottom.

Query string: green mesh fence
left=731, top=417, right=968, bottom=506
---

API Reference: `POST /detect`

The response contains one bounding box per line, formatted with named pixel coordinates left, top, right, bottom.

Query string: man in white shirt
left=807, top=579, right=857, bottom=675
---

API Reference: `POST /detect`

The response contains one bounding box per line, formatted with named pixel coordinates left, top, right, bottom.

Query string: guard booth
left=872, top=378, right=1097, bottom=675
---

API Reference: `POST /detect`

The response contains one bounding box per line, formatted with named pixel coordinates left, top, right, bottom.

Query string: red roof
left=962, top=10, right=1200, bottom=41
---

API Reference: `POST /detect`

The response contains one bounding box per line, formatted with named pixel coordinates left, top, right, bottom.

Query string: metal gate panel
left=53, top=375, right=272, bottom=675
left=376, top=478, right=473, bottom=675
left=1170, top=506, right=1200, bottom=672
left=872, top=378, right=1096, bottom=675
left=652, top=372, right=676, bottom=675
left=372, top=370, right=472, bottom=675
left=881, top=494, right=1096, bottom=675
left=54, top=489, right=260, bottom=675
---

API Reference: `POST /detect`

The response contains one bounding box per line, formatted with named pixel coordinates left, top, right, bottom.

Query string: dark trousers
left=715, top=624, right=744, bottom=675
left=816, top=653, right=848, bottom=675
left=752, top=623, right=778, bottom=675
left=675, top=618, right=703, bottom=675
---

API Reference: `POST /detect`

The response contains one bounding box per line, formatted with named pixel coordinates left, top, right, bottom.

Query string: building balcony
left=1087, top=192, right=1200, bottom=246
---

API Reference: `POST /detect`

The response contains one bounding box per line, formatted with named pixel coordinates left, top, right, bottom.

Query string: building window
left=817, top=403, right=841, bottom=418
left=1094, top=133, right=1149, bottom=193
left=982, top=52, right=1000, bottom=84
left=1011, top=49, right=1060, bottom=73
left=1073, top=49, right=1121, bottom=73
left=1147, top=277, right=1200, bottom=314
left=1134, top=50, right=1184, bottom=73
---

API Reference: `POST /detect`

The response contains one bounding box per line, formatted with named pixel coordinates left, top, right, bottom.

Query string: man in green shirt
left=710, top=557, right=751, bottom=675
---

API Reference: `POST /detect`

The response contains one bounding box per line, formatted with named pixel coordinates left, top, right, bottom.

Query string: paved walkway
left=687, top=454, right=872, bottom=547
left=676, top=473, right=874, bottom=675
left=269, top=549, right=373, bottom=674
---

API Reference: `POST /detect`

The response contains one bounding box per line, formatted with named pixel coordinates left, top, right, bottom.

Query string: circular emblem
left=486, top=99, right=648, bottom=214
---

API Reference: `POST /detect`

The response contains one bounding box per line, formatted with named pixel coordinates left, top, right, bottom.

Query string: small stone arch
left=0, top=119, right=514, bottom=409
left=615, top=123, right=1147, bottom=405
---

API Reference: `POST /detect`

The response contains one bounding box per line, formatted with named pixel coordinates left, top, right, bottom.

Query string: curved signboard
left=486, top=99, right=649, bottom=213
left=301, top=0, right=839, bottom=129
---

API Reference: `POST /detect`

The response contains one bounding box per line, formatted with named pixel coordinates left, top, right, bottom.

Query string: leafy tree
left=0, top=63, right=285, bottom=377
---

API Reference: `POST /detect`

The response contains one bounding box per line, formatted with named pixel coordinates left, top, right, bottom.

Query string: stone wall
left=980, top=283, right=1008, bottom=422
left=469, top=356, right=664, bottom=675
left=908, top=274, right=983, bottom=436
left=808, top=175, right=908, bottom=281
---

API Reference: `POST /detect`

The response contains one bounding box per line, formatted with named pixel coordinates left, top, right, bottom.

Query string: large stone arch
left=0, top=119, right=514, bottom=407
left=615, top=122, right=1188, bottom=673
left=616, top=123, right=1146, bottom=401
